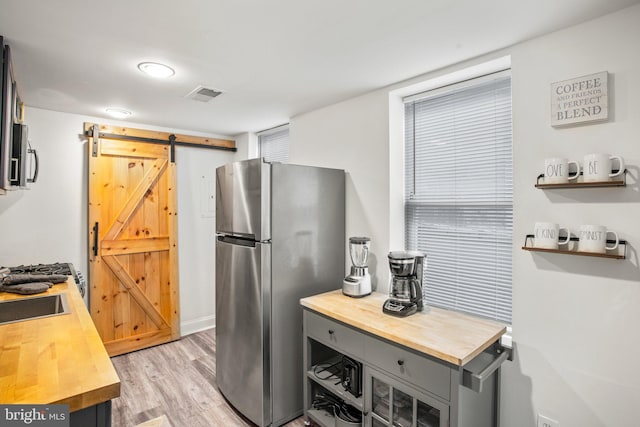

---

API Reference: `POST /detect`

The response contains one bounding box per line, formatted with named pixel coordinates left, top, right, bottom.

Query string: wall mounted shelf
left=522, top=234, right=627, bottom=259
left=535, top=169, right=627, bottom=189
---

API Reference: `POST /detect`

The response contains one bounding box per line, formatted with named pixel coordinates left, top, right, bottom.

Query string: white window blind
left=404, top=73, right=513, bottom=324
left=259, top=126, right=289, bottom=163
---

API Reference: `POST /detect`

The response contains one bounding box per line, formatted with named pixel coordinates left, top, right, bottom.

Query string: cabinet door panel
left=365, top=366, right=449, bottom=427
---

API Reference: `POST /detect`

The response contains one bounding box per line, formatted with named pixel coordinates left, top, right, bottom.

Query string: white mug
left=578, top=225, right=618, bottom=253
left=583, top=153, right=624, bottom=182
left=534, top=222, right=570, bottom=249
left=544, top=157, right=579, bottom=184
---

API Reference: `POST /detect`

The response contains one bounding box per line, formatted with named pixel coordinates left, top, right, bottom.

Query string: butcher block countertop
left=0, top=278, right=120, bottom=411
left=300, top=290, right=507, bottom=366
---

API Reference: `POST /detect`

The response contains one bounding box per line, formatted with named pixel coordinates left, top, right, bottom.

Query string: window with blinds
left=404, top=72, right=513, bottom=324
left=258, top=126, right=289, bottom=163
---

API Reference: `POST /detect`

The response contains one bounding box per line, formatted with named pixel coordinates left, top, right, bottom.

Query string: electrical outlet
left=538, top=414, right=559, bottom=427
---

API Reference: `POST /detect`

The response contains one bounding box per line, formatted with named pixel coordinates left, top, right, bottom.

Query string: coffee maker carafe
left=342, top=237, right=372, bottom=298
left=383, top=251, right=425, bottom=317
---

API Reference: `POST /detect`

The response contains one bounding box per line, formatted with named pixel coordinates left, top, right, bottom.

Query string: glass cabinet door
left=371, top=376, right=390, bottom=422
left=372, top=418, right=387, bottom=427
left=417, top=400, right=441, bottom=427
left=365, top=367, right=449, bottom=427
left=394, top=388, right=413, bottom=426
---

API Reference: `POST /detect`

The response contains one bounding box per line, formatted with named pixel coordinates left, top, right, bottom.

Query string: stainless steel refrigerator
left=215, top=158, right=345, bottom=426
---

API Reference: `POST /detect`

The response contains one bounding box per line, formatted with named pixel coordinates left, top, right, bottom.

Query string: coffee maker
left=342, top=237, right=372, bottom=298
left=383, top=251, right=425, bottom=317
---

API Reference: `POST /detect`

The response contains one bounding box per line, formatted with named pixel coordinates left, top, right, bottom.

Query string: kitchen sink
left=0, top=294, right=71, bottom=325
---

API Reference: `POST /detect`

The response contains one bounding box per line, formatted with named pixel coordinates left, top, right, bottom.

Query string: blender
left=342, top=237, right=372, bottom=298
left=383, top=251, right=425, bottom=317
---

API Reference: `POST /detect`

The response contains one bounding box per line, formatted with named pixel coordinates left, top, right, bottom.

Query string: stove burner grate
left=8, top=263, right=73, bottom=276
left=3, top=262, right=85, bottom=297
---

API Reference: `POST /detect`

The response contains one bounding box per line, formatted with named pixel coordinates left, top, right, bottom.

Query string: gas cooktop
left=2, top=262, right=86, bottom=297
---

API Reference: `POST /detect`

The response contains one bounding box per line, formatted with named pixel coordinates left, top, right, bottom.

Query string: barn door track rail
left=85, top=123, right=236, bottom=163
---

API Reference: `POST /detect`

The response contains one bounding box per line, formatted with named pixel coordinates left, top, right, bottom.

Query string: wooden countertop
left=300, top=290, right=507, bottom=366
left=0, top=278, right=120, bottom=411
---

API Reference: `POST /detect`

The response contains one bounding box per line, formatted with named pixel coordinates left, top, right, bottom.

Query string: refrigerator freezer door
left=215, top=158, right=270, bottom=241
left=270, top=163, right=346, bottom=425
left=215, top=237, right=271, bottom=427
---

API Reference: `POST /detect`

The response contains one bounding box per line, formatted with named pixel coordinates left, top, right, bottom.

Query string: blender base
left=342, top=275, right=371, bottom=298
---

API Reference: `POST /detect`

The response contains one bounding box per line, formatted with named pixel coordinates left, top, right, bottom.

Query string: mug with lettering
left=534, top=222, right=570, bottom=249
left=583, top=153, right=624, bottom=182
left=544, top=157, right=579, bottom=184
left=578, top=225, right=618, bottom=253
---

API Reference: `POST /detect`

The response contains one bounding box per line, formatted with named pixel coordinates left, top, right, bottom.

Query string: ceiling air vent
left=186, top=86, right=223, bottom=102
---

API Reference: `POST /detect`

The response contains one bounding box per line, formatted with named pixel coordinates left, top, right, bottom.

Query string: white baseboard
left=180, top=314, right=216, bottom=336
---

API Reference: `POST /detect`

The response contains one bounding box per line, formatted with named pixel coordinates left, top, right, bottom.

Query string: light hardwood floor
left=111, top=328, right=307, bottom=427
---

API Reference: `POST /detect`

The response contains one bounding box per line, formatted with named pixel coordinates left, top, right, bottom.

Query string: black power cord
left=311, top=392, right=362, bottom=424
left=313, top=359, right=343, bottom=386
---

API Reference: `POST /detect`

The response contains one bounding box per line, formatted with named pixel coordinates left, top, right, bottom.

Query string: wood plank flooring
left=111, top=328, right=307, bottom=427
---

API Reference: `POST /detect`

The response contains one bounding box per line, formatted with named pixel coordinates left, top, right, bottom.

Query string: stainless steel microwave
left=1, top=40, right=37, bottom=190
left=0, top=39, right=12, bottom=190
left=9, top=123, right=38, bottom=188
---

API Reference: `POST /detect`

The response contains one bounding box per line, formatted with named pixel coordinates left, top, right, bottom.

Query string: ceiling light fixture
left=137, top=62, right=175, bottom=78
left=105, top=108, right=132, bottom=119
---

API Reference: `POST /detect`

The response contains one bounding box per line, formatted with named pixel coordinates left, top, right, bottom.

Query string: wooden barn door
left=87, top=124, right=180, bottom=356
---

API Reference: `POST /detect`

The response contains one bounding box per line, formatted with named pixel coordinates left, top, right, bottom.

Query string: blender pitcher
left=349, top=237, right=370, bottom=268
left=342, top=237, right=372, bottom=297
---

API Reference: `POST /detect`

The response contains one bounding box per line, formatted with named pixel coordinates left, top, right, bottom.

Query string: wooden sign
left=551, top=71, right=608, bottom=127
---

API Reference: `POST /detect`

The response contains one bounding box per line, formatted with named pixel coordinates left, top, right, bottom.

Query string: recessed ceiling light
left=137, top=62, right=175, bottom=78
left=105, top=108, right=132, bottom=119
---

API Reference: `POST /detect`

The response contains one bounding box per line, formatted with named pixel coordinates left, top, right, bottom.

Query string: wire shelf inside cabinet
left=522, top=234, right=627, bottom=259
left=535, top=169, right=627, bottom=189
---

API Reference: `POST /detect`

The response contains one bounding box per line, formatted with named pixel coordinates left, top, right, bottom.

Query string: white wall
left=0, top=107, right=237, bottom=335
left=507, top=6, right=640, bottom=427
left=175, top=145, right=236, bottom=334
left=233, top=131, right=258, bottom=160
left=290, top=4, right=640, bottom=426
left=291, top=91, right=392, bottom=289
left=0, top=108, right=89, bottom=271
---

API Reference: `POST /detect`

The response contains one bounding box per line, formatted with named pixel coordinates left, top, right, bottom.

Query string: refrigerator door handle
left=216, top=233, right=257, bottom=247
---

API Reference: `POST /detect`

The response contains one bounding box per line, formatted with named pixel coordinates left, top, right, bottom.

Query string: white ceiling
left=1, top=0, right=638, bottom=136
